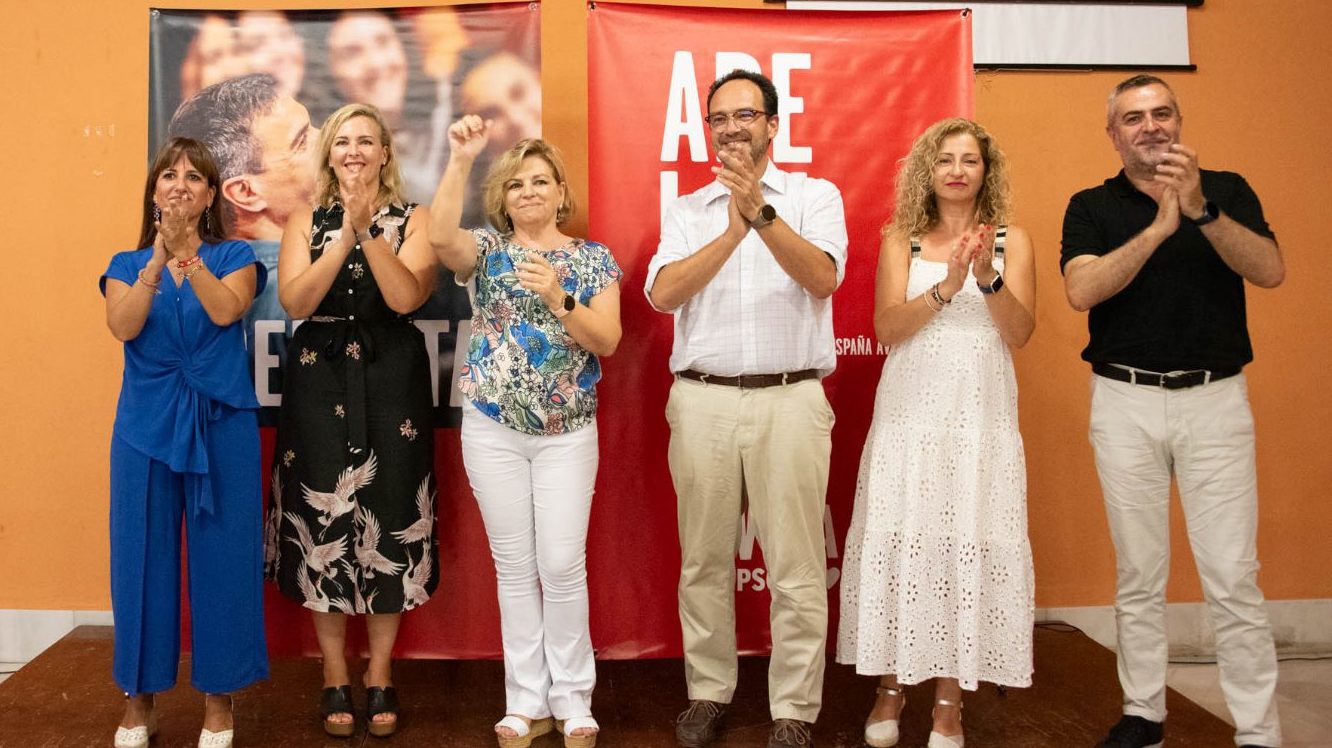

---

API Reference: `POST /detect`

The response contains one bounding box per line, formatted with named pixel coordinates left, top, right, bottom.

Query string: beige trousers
left=1090, top=373, right=1280, bottom=746
left=666, top=377, right=832, bottom=722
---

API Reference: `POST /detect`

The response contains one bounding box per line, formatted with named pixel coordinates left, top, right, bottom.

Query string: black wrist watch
left=750, top=204, right=777, bottom=230
left=978, top=272, right=1005, bottom=295
left=552, top=292, right=576, bottom=319
left=1190, top=200, right=1219, bottom=227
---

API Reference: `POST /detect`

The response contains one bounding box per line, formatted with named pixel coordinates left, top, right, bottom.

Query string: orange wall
left=2, top=0, right=1327, bottom=611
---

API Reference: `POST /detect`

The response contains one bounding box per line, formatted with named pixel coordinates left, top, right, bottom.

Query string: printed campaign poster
left=149, top=4, right=540, bottom=427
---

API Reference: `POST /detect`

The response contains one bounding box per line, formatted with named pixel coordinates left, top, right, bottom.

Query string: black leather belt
left=1093, top=362, right=1240, bottom=390
left=677, top=368, right=819, bottom=389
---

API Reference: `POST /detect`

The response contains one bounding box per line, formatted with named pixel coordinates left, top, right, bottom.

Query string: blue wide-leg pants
left=109, top=407, right=269, bottom=695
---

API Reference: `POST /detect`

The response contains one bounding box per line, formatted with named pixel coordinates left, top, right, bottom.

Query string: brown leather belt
left=677, top=368, right=819, bottom=389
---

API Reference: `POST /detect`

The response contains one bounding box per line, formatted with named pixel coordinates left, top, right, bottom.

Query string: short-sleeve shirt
left=1060, top=169, right=1275, bottom=371
left=100, top=240, right=266, bottom=471
left=458, top=229, right=623, bottom=436
left=643, top=161, right=848, bottom=377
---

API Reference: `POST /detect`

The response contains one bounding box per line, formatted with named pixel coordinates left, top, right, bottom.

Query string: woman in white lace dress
left=837, top=118, right=1036, bottom=748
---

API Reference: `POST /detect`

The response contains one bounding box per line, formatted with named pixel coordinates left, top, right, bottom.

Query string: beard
left=716, top=133, right=768, bottom=164
left=1138, top=140, right=1172, bottom=166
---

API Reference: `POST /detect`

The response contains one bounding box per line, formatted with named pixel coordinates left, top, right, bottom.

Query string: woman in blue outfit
left=101, top=137, right=269, bottom=748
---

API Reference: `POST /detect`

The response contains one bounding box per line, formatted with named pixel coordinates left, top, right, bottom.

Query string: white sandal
left=197, top=727, right=233, bottom=748
left=864, top=685, right=904, bottom=747
left=557, top=715, right=600, bottom=748
left=114, top=695, right=157, bottom=748
left=198, top=694, right=234, bottom=748
left=495, top=714, right=554, bottom=748
left=927, top=698, right=964, bottom=747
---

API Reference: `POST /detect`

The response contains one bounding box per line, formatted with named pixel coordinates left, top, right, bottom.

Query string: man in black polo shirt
left=1061, top=74, right=1285, bottom=748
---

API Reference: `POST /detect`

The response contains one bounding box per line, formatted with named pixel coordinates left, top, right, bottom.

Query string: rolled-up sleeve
left=643, top=197, right=693, bottom=313
left=802, top=180, right=849, bottom=287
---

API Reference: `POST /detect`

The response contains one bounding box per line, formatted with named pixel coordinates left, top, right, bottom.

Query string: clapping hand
left=969, top=224, right=999, bottom=287
left=1149, top=185, right=1181, bottom=238
left=941, top=232, right=983, bottom=300
left=448, top=115, right=492, bottom=162
left=340, top=180, right=375, bottom=244
left=517, top=251, right=565, bottom=309
left=1153, top=143, right=1205, bottom=219
left=150, top=215, right=169, bottom=269
left=714, top=144, right=764, bottom=229
left=156, top=198, right=197, bottom=260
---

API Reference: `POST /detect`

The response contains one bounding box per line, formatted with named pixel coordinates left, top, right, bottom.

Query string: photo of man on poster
left=148, top=6, right=541, bottom=422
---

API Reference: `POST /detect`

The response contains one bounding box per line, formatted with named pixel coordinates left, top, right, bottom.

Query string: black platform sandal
left=320, top=685, right=356, bottom=737
left=366, top=686, right=400, bottom=738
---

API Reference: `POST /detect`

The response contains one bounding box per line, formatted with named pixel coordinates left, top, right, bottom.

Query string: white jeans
left=1089, top=373, right=1280, bottom=746
left=462, top=406, right=599, bottom=720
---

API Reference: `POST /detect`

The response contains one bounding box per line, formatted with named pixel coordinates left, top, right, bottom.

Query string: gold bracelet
left=183, top=261, right=206, bottom=280
left=923, top=290, right=943, bottom=312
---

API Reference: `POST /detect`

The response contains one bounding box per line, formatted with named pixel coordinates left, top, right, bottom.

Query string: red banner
left=586, top=4, right=973, bottom=657
left=245, top=4, right=970, bottom=661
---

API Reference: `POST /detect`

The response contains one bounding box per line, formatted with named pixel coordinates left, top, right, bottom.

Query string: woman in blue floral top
left=430, top=115, right=622, bottom=748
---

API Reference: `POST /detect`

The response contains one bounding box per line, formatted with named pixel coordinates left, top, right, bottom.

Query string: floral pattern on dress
left=459, top=229, right=623, bottom=436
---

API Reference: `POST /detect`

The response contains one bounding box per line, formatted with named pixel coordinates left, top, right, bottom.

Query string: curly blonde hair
left=884, top=117, right=1011, bottom=239
left=482, top=138, right=576, bottom=233
left=314, top=103, right=405, bottom=209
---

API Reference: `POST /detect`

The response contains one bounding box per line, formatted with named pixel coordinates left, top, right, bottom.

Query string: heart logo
left=825, top=567, right=840, bottom=589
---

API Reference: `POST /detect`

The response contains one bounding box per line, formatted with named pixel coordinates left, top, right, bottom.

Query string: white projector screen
left=788, top=2, right=1192, bottom=68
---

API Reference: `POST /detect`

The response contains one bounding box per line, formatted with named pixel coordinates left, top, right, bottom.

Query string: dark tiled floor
left=0, top=625, right=1234, bottom=746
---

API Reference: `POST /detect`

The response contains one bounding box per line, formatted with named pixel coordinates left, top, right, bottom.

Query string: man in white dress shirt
left=644, top=69, right=848, bottom=748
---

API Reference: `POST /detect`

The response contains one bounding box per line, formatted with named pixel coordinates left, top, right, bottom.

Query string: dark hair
left=136, top=137, right=227, bottom=249
left=303, top=9, right=436, bottom=128
left=706, top=69, right=779, bottom=117
left=1106, top=74, right=1180, bottom=125
left=167, top=73, right=281, bottom=181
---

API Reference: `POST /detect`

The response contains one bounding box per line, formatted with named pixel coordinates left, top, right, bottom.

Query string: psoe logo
left=734, top=504, right=840, bottom=592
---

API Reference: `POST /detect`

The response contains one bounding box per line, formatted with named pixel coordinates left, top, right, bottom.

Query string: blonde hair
left=482, top=138, right=576, bottom=233
left=884, top=117, right=1011, bottom=240
left=314, top=103, right=405, bottom=209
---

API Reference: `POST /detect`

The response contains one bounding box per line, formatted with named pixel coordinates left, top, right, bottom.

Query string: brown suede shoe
left=768, top=718, right=814, bottom=747
left=675, top=700, right=727, bottom=747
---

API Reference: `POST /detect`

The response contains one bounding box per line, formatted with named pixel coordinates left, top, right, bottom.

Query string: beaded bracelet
left=137, top=268, right=162, bottom=294
left=183, top=262, right=206, bottom=281
left=176, top=255, right=201, bottom=270
left=929, top=283, right=952, bottom=308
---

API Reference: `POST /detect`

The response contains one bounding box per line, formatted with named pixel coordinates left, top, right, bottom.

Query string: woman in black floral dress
left=265, top=103, right=438, bottom=738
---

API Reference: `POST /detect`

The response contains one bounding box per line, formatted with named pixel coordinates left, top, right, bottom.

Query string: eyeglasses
left=705, top=108, right=768, bottom=130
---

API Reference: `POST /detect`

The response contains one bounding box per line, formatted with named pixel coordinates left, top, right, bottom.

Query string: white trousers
left=1089, top=373, right=1280, bottom=746
left=462, top=406, right=599, bottom=720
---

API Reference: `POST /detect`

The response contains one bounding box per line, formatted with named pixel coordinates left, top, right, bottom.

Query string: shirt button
left=348, top=315, right=355, bottom=321
left=347, top=289, right=354, bottom=295
left=348, top=263, right=354, bottom=269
